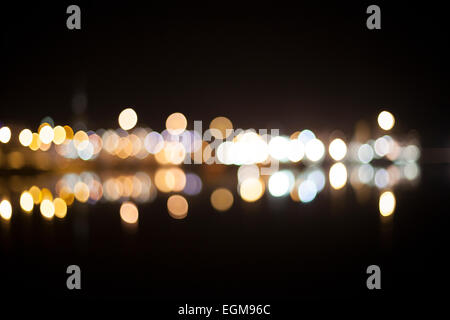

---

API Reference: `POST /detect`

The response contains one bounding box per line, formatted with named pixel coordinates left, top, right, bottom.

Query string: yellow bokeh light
left=209, top=116, right=233, bottom=139
left=40, top=199, right=55, bottom=219
left=29, top=186, right=42, bottom=204
left=240, top=178, right=264, bottom=202
left=53, top=125, right=66, bottom=145
left=379, top=191, right=396, bottom=216
left=20, top=191, right=34, bottom=213
left=29, top=133, right=41, bottom=151
left=0, top=199, right=12, bottom=220
left=210, top=188, right=234, bottom=211
left=118, top=108, right=138, bottom=131
left=59, top=186, right=75, bottom=206
left=377, top=111, right=395, bottom=131
left=19, top=129, right=33, bottom=146
left=166, top=112, right=187, bottom=135
left=120, top=201, right=139, bottom=224
left=40, top=188, right=53, bottom=201
left=53, top=198, right=67, bottom=219
left=64, top=125, right=74, bottom=140
left=167, top=195, right=188, bottom=219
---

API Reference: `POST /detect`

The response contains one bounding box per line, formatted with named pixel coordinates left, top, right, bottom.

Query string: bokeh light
left=329, top=162, right=348, bottom=190
left=239, top=178, right=264, bottom=202
left=166, top=112, right=187, bottom=135
left=118, top=108, right=138, bottom=131
left=0, top=199, right=12, bottom=220
left=328, top=138, right=347, bottom=161
left=210, top=188, right=234, bottom=211
left=0, top=126, right=12, bottom=143
left=40, top=199, right=55, bottom=219
left=377, top=111, right=395, bottom=131
left=167, top=195, right=188, bottom=219
left=19, top=129, right=33, bottom=146
left=120, top=201, right=139, bottom=224
left=20, top=191, right=34, bottom=213
left=379, top=191, right=396, bottom=216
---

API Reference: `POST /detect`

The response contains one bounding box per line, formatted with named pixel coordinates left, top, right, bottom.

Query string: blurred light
left=53, top=198, right=67, bottom=218
left=64, top=125, right=74, bottom=139
left=403, top=145, right=420, bottom=162
left=167, top=195, right=188, bottom=219
left=7, top=151, right=25, bottom=169
left=379, top=191, right=396, bottom=216
left=377, top=111, right=395, bottom=131
left=168, top=167, right=186, bottom=192
left=268, top=171, right=294, bottom=197
left=19, top=129, right=33, bottom=146
left=240, top=178, right=264, bottom=202
left=20, top=191, right=34, bottom=213
left=328, top=138, right=347, bottom=161
left=298, top=180, right=317, bottom=203
left=120, top=201, right=139, bottom=224
left=404, top=162, right=419, bottom=180
left=118, top=108, right=138, bottom=131
left=183, top=173, right=202, bottom=196
left=268, top=136, right=290, bottom=161
left=0, top=199, right=12, bottom=220
left=40, top=188, right=53, bottom=201
left=329, top=162, right=348, bottom=190
left=0, top=126, right=11, bottom=143
left=305, top=138, right=325, bottom=162
left=29, top=133, right=41, bottom=151
left=39, top=125, right=54, bottom=144
left=374, top=136, right=390, bottom=157
left=237, top=165, right=260, bottom=182
left=358, top=144, right=374, bottom=163
left=29, top=186, right=42, bottom=204
left=358, top=164, right=374, bottom=184
left=210, top=188, right=234, bottom=211
left=74, top=182, right=90, bottom=202
left=53, top=126, right=66, bottom=145
left=40, top=199, right=55, bottom=219
left=210, top=116, right=233, bottom=139
left=287, top=139, right=305, bottom=162
left=166, top=112, right=187, bottom=135
left=307, top=169, right=326, bottom=192
left=73, top=130, right=89, bottom=150
left=298, top=129, right=315, bottom=145
left=374, top=168, right=390, bottom=188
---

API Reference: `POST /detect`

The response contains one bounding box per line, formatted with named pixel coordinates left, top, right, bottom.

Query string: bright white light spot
left=268, top=171, right=294, bottom=197
left=305, top=138, right=325, bottom=162
left=328, top=138, right=347, bottom=161
left=0, top=199, right=12, bottom=220
left=379, top=191, right=396, bottom=216
left=39, top=125, right=54, bottom=144
left=377, top=111, right=395, bottom=130
left=0, top=126, right=12, bottom=143
left=329, top=162, right=348, bottom=190
left=19, top=129, right=33, bottom=146
left=287, top=139, right=305, bottom=162
left=268, top=136, right=290, bottom=161
left=118, top=108, right=138, bottom=131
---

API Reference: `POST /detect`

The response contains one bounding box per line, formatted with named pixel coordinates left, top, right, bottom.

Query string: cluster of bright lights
left=0, top=109, right=418, bottom=222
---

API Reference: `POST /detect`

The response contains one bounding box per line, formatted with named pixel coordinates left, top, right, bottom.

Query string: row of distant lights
left=2, top=109, right=417, bottom=166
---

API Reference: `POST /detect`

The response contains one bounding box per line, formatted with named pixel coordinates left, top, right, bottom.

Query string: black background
left=0, top=0, right=449, bottom=313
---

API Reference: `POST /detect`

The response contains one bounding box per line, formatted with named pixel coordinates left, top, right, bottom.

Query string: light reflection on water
left=0, top=162, right=419, bottom=226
